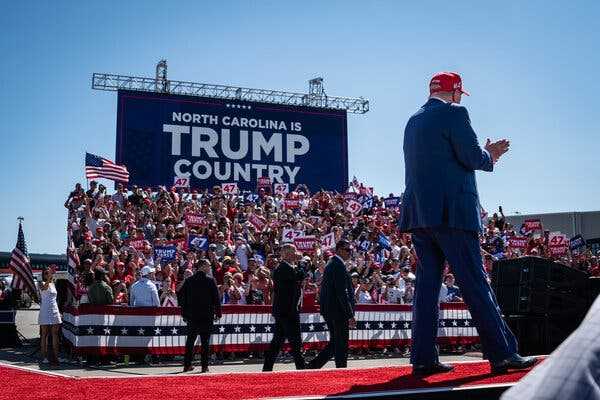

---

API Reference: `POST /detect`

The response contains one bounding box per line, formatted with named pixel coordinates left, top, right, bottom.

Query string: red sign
left=248, top=214, right=266, bottom=232
left=294, top=236, right=317, bottom=253
left=284, top=199, right=300, bottom=209
left=184, top=213, right=204, bottom=227
left=221, top=182, right=239, bottom=194
left=129, top=239, right=145, bottom=251
left=549, top=246, right=568, bottom=257
left=524, top=219, right=543, bottom=232
left=508, top=236, right=528, bottom=249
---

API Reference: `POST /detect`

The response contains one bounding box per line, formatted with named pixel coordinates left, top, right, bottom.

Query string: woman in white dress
left=38, top=267, right=62, bottom=366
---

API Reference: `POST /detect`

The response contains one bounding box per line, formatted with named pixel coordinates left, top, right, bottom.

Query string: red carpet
left=0, top=360, right=540, bottom=400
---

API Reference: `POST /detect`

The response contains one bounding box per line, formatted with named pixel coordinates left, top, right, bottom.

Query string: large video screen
left=115, top=90, right=348, bottom=192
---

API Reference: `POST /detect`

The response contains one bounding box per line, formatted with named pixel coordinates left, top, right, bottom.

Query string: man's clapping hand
left=485, top=138, right=510, bottom=163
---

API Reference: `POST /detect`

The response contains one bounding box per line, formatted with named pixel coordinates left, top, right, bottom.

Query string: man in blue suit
left=399, top=72, right=536, bottom=375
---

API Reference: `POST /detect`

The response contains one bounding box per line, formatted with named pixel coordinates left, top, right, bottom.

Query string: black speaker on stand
left=492, top=257, right=589, bottom=355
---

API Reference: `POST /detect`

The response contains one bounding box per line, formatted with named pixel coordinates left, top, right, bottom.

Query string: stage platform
left=0, top=358, right=540, bottom=400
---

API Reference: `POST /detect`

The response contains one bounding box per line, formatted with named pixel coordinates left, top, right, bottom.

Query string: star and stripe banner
left=85, top=152, right=129, bottom=183
left=9, top=221, right=38, bottom=303
left=62, top=304, right=478, bottom=356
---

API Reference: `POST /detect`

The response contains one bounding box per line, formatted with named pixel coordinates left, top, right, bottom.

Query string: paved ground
left=1, top=308, right=483, bottom=378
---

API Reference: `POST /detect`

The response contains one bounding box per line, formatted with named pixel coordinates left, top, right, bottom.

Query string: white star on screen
left=464, top=320, right=470, bottom=326
left=390, top=322, right=397, bottom=329
left=171, top=327, right=178, bottom=334
left=403, top=322, right=410, bottom=329
left=440, top=321, right=446, bottom=327
left=452, top=320, right=458, bottom=327
left=86, top=327, right=94, bottom=334
left=219, top=326, right=225, bottom=333
left=264, top=326, right=271, bottom=332
left=308, top=324, right=315, bottom=331
left=154, top=327, right=161, bottom=335
left=103, top=328, right=111, bottom=335
left=234, top=326, right=241, bottom=333
left=250, top=326, right=256, bottom=332
left=364, top=322, right=371, bottom=329
left=121, top=328, right=128, bottom=335
left=138, top=328, right=145, bottom=335
left=378, top=322, right=384, bottom=329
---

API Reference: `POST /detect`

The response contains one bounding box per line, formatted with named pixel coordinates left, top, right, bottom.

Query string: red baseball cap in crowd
left=429, top=72, right=470, bottom=96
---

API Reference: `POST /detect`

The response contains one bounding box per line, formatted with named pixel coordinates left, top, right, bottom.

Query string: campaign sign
left=129, top=239, right=145, bottom=251
left=359, top=240, right=371, bottom=252
left=116, top=90, right=349, bottom=193
left=346, top=199, right=362, bottom=215
left=508, top=236, right=528, bottom=249
left=282, top=228, right=304, bottom=243
left=154, top=245, right=177, bottom=261
left=184, top=213, right=204, bottom=227
left=273, top=183, right=289, bottom=195
left=284, top=199, right=301, bottom=209
left=523, top=219, right=543, bottom=232
left=343, top=192, right=357, bottom=201
left=221, top=182, right=239, bottom=194
left=294, top=236, right=317, bottom=253
left=383, top=197, right=401, bottom=208
left=173, top=176, right=190, bottom=188
left=321, top=232, right=336, bottom=250
left=188, top=235, right=209, bottom=251
left=248, top=214, right=266, bottom=232
left=570, top=235, right=586, bottom=251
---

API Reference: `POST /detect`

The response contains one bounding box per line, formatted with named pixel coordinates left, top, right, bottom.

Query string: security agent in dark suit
left=399, top=72, right=536, bottom=375
left=262, top=243, right=306, bottom=371
left=308, top=240, right=356, bottom=369
left=177, top=258, right=222, bottom=373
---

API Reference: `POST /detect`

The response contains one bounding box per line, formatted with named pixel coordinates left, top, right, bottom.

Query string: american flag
left=9, top=221, right=38, bottom=303
left=66, top=231, right=79, bottom=298
left=85, top=152, right=129, bottom=183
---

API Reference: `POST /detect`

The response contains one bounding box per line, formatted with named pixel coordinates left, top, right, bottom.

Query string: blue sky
left=1, top=1, right=599, bottom=254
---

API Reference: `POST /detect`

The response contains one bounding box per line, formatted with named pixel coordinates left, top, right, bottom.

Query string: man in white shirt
left=130, top=266, right=160, bottom=307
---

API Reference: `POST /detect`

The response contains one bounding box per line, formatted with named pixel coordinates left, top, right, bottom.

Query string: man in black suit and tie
left=177, top=258, right=222, bottom=373
left=308, top=239, right=356, bottom=369
left=263, top=243, right=306, bottom=371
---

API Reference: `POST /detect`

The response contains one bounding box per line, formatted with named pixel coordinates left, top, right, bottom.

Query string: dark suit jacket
left=319, top=256, right=355, bottom=321
left=271, top=261, right=305, bottom=318
left=398, top=98, right=493, bottom=233
left=177, top=271, right=221, bottom=325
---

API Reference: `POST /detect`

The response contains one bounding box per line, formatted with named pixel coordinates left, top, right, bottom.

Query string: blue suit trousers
left=410, top=227, right=517, bottom=365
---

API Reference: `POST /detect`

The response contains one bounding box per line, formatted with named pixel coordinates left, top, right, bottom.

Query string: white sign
left=321, top=232, right=336, bottom=250
left=221, top=182, right=239, bottom=194
left=173, top=176, right=190, bottom=188
left=282, top=228, right=304, bottom=243
left=274, top=183, right=289, bottom=195
left=346, top=199, right=362, bottom=215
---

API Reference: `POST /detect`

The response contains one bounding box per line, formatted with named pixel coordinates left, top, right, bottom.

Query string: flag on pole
left=9, top=221, right=38, bottom=303
left=85, top=152, right=129, bottom=183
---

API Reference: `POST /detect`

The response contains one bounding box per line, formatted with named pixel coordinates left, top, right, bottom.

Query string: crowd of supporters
left=63, top=181, right=599, bottom=309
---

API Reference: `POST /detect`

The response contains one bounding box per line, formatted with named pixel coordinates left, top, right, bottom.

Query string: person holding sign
left=399, top=72, right=535, bottom=375
left=262, top=243, right=306, bottom=371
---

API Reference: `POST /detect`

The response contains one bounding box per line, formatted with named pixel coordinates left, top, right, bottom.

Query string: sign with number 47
left=221, top=182, right=239, bottom=194
left=274, top=183, right=289, bottom=195
left=173, top=176, right=190, bottom=188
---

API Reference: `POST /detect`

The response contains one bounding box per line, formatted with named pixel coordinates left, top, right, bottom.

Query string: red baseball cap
left=429, top=72, right=470, bottom=96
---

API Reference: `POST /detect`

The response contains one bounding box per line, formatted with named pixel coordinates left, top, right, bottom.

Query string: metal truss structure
left=92, top=61, right=369, bottom=114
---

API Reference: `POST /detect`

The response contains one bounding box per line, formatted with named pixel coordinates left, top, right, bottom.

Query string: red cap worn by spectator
left=429, top=72, right=470, bottom=96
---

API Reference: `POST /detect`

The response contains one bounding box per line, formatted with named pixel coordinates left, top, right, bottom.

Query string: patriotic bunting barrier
left=62, top=304, right=478, bottom=356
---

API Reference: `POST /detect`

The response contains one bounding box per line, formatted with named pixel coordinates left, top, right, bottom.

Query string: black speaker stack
left=491, top=256, right=590, bottom=355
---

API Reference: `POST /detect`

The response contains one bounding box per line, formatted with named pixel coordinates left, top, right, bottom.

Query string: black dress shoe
left=201, top=366, right=209, bottom=373
left=412, top=362, right=454, bottom=376
left=183, top=365, right=195, bottom=373
left=491, top=354, right=537, bottom=374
